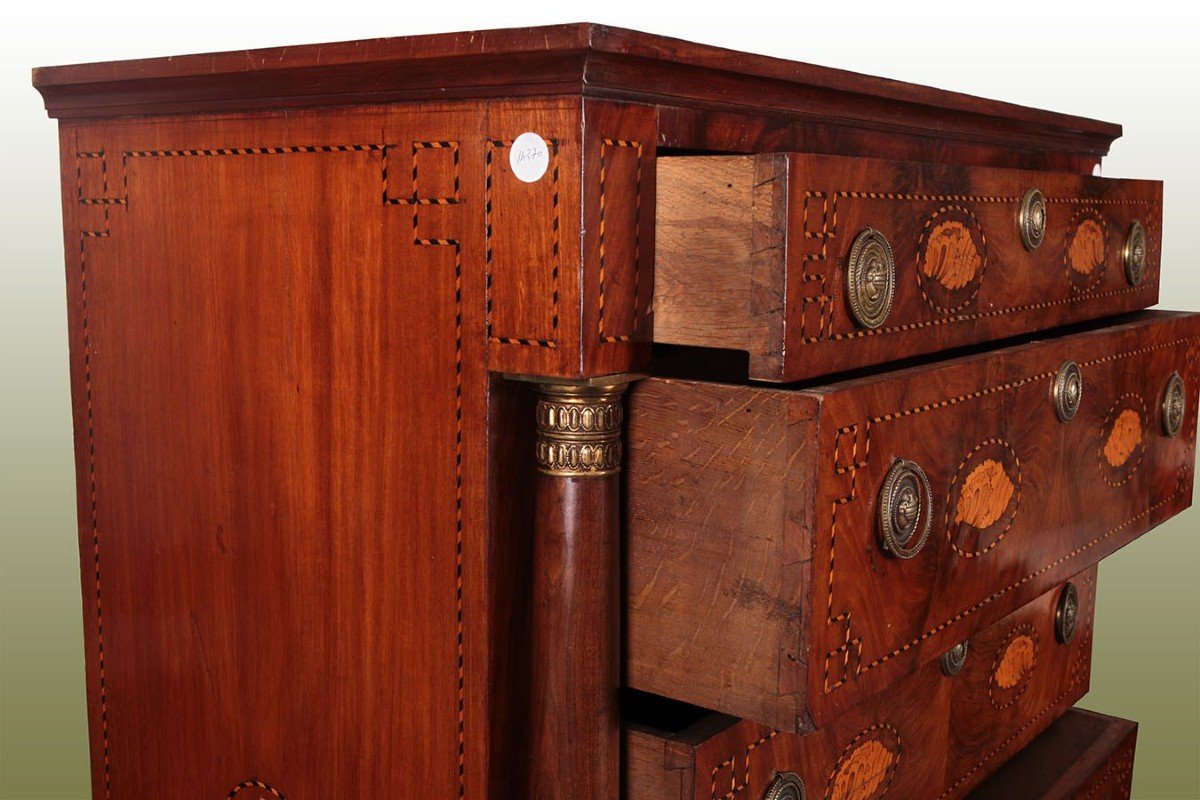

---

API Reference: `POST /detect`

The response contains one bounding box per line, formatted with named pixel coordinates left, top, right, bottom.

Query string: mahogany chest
left=32, top=23, right=1193, bottom=799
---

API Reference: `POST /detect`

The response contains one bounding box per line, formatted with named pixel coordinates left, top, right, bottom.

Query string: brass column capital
left=505, top=373, right=640, bottom=478
left=533, top=380, right=630, bottom=477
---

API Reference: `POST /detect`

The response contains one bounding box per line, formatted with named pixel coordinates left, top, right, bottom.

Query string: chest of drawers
left=33, top=23, right=1192, bottom=800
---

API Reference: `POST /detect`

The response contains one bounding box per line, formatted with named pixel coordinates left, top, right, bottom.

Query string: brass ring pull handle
left=846, top=228, right=896, bottom=330
left=878, top=459, right=933, bottom=559
left=1123, top=220, right=1147, bottom=286
left=1052, top=361, right=1083, bottom=423
left=1163, top=371, right=1186, bottom=438
left=1055, top=582, right=1080, bottom=644
left=941, top=640, right=970, bottom=676
left=764, top=772, right=807, bottom=800
left=1019, top=188, right=1047, bottom=251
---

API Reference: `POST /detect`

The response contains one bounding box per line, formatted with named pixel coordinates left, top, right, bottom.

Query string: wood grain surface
left=625, top=568, right=1099, bottom=800
left=655, top=154, right=1162, bottom=381
left=62, top=104, right=494, bottom=799
left=627, top=311, right=1200, bottom=731
left=32, top=24, right=1121, bottom=167
left=54, top=93, right=653, bottom=798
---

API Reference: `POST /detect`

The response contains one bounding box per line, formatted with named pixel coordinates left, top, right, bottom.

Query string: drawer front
left=626, top=570, right=1098, bottom=800
left=627, top=312, right=1199, bottom=731
left=967, top=708, right=1137, bottom=800
left=655, top=153, right=1162, bottom=381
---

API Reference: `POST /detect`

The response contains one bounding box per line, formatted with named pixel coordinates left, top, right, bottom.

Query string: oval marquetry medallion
left=1065, top=210, right=1108, bottom=290
left=995, top=635, right=1035, bottom=689
left=1099, top=395, right=1147, bottom=487
left=989, top=624, right=1039, bottom=709
left=947, top=439, right=1021, bottom=558
left=917, top=205, right=987, bottom=313
left=955, top=459, right=1015, bottom=529
left=827, top=725, right=902, bottom=800
left=1103, top=409, right=1143, bottom=467
left=924, top=221, right=980, bottom=289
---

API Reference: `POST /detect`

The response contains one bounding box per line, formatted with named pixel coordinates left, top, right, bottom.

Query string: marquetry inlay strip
left=484, top=137, right=563, bottom=348
left=597, top=137, right=645, bottom=344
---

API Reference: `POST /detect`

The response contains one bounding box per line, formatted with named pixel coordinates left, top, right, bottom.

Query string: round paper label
left=509, top=132, right=550, bottom=183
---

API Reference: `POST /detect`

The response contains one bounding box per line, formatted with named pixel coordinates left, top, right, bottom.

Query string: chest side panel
left=58, top=100, right=581, bottom=799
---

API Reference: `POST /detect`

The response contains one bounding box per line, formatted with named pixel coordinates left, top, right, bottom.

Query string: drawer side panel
left=626, top=380, right=819, bottom=730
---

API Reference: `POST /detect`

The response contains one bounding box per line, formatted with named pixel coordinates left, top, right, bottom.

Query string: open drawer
left=625, top=569, right=1098, bottom=800
left=967, top=707, right=1137, bottom=799
left=626, top=311, right=1198, bottom=730
left=654, top=153, right=1162, bottom=381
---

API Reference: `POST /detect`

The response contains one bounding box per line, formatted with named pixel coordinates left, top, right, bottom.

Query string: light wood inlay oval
left=922, top=220, right=981, bottom=290
left=830, top=739, right=896, bottom=800
left=994, top=634, right=1036, bottom=689
left=1068, top=219, right=1106, bottom=275
left=953, top=458, right=1015, bottom=529
left=1103, top=409, right=1143, bottom=467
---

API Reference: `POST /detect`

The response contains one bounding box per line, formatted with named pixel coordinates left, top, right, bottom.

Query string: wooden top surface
left=32, top=23, right=1121, bottom=155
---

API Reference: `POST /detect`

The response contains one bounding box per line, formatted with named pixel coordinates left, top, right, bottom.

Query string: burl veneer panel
left=626, top=568, right=1098, bottom=800
left=655, top=154, right=1161, bottom=381
left=627, top=312, right=1199, bottom=732
left=967, top=708, right=1137, bottom=800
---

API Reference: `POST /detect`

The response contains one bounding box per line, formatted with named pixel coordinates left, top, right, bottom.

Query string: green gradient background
left=2, top=7, right=1198, bottom=799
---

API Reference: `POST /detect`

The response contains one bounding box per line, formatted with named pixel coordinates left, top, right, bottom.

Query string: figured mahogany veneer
left=967, top=708, right=1137, bottom=800
left=625, top=568, right=1098, bottom=800
left=655, top=154, right=1162, bottom=381
left=627, top=311, right=1199, bottom=732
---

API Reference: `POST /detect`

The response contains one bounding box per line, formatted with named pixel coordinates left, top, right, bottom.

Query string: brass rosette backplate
left=1162, top=371, right=1186, bottom=438
left=1123, top=220, right=1147, bottom=286
left=1019, top=187, right=1047, bottom=251
left=941, top=640, right=970, bottom=677
left=1055, top=582, right=1080, bottom=644
left=878, top=459, right=933, bottom=559
left=1052, top=360, right=1083, bottom=423
left=846, top=227, right=896, bottom=330
left=763, top=772, right=807, bottom=800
